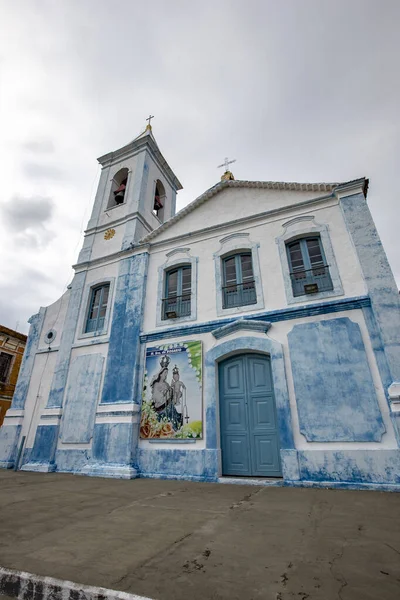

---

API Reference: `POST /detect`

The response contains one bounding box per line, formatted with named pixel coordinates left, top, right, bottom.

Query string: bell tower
left=77, top=122, right=182, bottom=264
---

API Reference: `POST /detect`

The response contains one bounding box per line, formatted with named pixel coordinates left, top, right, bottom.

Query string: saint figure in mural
left=171, top=365, right=187, bottom=427
left=150, top=355, right=182, bottom=430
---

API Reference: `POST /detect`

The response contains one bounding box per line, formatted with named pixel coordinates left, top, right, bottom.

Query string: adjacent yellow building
left=0, top=326, right=27, bottom=427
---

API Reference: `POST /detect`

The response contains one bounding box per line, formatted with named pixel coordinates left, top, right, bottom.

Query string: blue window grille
left=162, top=266, right=191, bottom=320
left=286, top=237, right=333, bottom=297
left=85, top=284, right=110, bottom=333
left=222, top=253, right=257, bottom=309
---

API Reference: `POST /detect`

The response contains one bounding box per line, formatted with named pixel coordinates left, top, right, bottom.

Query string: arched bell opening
left=153, top=179, right=166, bottom=221
left=107, top=168, right=129, bottom=209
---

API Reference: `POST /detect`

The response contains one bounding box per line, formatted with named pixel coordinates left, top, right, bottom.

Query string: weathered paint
left=340, top=192, right=400, bottom=387
left=297, top=449, right=400, bottom=484
left=60, top=354, right=104, bottom=443
left=288, top=318, right=386, bottom=442
left=138, top=448, right=218, bottom=481
left=101, top=253, right=148, bottom=404
left=22, top=425, right=59, bottom=471
left=47, top=272, right=87, bottom=408
left=0, top=425, right=22, bottom=469
left=11, top=309, right=46, bottom=410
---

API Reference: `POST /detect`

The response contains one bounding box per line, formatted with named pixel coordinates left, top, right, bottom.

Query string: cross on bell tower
left=145, top=114, right=154, bottom=131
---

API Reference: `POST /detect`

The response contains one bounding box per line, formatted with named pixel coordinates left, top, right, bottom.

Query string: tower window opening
left=153, top=179, right=166, bottom=221
left=107, top=168, right=129, bottom=209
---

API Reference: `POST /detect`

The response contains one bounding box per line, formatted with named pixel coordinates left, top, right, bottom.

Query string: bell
left=113, top=183, right=126, bottom=204
left=154, top=195, right=163, bottom=210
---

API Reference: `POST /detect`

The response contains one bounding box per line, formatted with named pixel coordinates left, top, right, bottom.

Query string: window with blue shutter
left=162, top=266, right=192, bottom=319
left=85, top=284, right=110, bottom=333
left=286, top=237, right=333, bottom=297
left=222, top=253, right=257, bottom=309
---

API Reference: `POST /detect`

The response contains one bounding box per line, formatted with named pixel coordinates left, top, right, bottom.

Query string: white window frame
left=214, top=233, right=264, bottom=317
left=276, top=215, right=344, bottom=304
left=156, top=248, right=198, bottom=327
left=77, top=277, right=116, bottom=340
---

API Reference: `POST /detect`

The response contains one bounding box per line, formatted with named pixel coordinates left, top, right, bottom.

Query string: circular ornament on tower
left=104, top=228, right=116, bottom=240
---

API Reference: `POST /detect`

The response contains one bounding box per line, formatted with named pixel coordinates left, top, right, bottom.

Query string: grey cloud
left=22, top=162, right=65, bottom=180
left=0, top=267, right=58, bottom=334
left=22, top=139, right=55, bottom=153
left=1, top=195, right=56, bottom=249
left=1, top=195, right=54, bottom=232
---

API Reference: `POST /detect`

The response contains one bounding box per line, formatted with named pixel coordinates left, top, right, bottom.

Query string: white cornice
left=97, top=131, right=183, bottom=191
left=141, top=177, right=367, bottom=245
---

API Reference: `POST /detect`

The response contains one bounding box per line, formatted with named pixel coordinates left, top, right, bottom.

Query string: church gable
left=142, top=181, right=337, bottom=244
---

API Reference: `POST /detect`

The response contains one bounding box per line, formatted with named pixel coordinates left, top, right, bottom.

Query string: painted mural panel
left=141, top=341, right=202, bottom=439
left=288, top=318, right=386, bottom=442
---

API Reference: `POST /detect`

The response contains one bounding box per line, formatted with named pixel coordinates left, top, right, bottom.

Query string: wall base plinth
left=81, top=463, right=138, bottom=479
left=21, top=462, right=56, bottom=473
left=0, top=461, right=15, bottom=469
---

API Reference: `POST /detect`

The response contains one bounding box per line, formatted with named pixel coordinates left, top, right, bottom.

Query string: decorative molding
left=140, top=178, right=354, bottom=243
left=213, top=233, right=264, bottom=318
left=166, top=247, right=190, bottom=257
left=276, top=216, right=344, bottom=305
left=140, top=296, right=371, bottom=343
left=156, top=252, right=198, bottom=327
left=212, top=319, right=272, bottom=339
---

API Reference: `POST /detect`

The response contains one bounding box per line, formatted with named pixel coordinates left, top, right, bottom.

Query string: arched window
left=162, top=265, right=191, bottom=320
left=222, top=253, right=256, bottom=309
left=153, top=179, right=166, bottom=220
left=107, top=168, right=129, bottom=209
left=286, top=236, right=333, bottom=297
left=85, top=284, right=110, bottom=333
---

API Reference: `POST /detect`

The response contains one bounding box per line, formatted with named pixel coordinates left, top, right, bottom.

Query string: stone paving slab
left=0, top=470, right=399, bottom=600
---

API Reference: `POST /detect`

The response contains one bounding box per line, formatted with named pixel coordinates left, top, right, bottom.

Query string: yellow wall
left=0, top=325, right=27, bottom=426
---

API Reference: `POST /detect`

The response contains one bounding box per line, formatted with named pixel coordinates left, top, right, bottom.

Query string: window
left=107, top=168, right=129, bottom=209
left=162, top=266, right=191, bottom=320
left=222, top=253, right=257, bottom=309
left=286, top=237, right=333, bottom=297
left=85, top=284, right=110, bottom=333
left=0, top=352, right=12, bottom=383
left=153, top=179, right=166, bottom=221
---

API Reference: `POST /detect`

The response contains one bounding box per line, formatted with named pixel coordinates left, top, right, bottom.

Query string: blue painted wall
left=12, top=309, right=46, bottom=410
left=138, top=448, right=218, bottom=481
left=60, top=354, right=104, bottom=443
left=101, top=253, right=149, bottom=404
left=288, top=318, right=385, bottom=442
left=47, top=272, right=87, bottom=408
left=340, top=193, right=400, bottom=384
left=0, top=426, right=22, bottom=469
left=297, top=449, right=400, bottom=484
left=92, top=423, right=133, bottom=465
left=29, top=425, right=59, bottom=465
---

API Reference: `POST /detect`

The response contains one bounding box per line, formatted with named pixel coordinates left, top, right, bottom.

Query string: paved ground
left=0, top=471, right=399, bottom=600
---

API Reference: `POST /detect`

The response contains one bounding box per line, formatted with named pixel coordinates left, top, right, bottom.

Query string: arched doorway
left=219, top=353, right=282, bottom=477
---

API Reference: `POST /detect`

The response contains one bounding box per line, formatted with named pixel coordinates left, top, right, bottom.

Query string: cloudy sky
left=0, top=0, right=399, bottom=333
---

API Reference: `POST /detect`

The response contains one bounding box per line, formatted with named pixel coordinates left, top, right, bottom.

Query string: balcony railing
left=162, top=294, right=191, bottom=320
left=222, top=280, right=257, bottom=309
left=290, top=265, right=333, bottom=297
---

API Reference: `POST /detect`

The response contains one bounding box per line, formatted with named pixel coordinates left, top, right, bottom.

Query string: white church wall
left=152, top=186, right=330, bottom=243
left=141, top=152, right=177, bottom=227
left=88, top=223, right=125, bottom=262
left=142, top=197, right=366, bottom=332
left=37, top=290, right=70, bottom=352
left=21, top=351, right=58, bottom=449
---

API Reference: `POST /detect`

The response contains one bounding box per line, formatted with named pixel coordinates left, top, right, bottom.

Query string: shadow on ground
left=0, top=471, right=399, bottom=600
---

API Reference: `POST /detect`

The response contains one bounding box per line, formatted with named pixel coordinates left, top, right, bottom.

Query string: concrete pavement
left=0, top=470, right=399, bottom=600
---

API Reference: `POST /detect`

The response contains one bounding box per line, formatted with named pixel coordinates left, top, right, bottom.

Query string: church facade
left=1, top=125, right=400, bottom=489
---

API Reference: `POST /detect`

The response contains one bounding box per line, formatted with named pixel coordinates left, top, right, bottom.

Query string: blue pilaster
left=340, top=193, right=400, bottom=383
left=101, top=253, right=149, bottom=404
left=11, top=309, right=46, bottom=410
left=46, top=271, right=86, bottom=408
left=0, top=308, right=46, bottom=469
